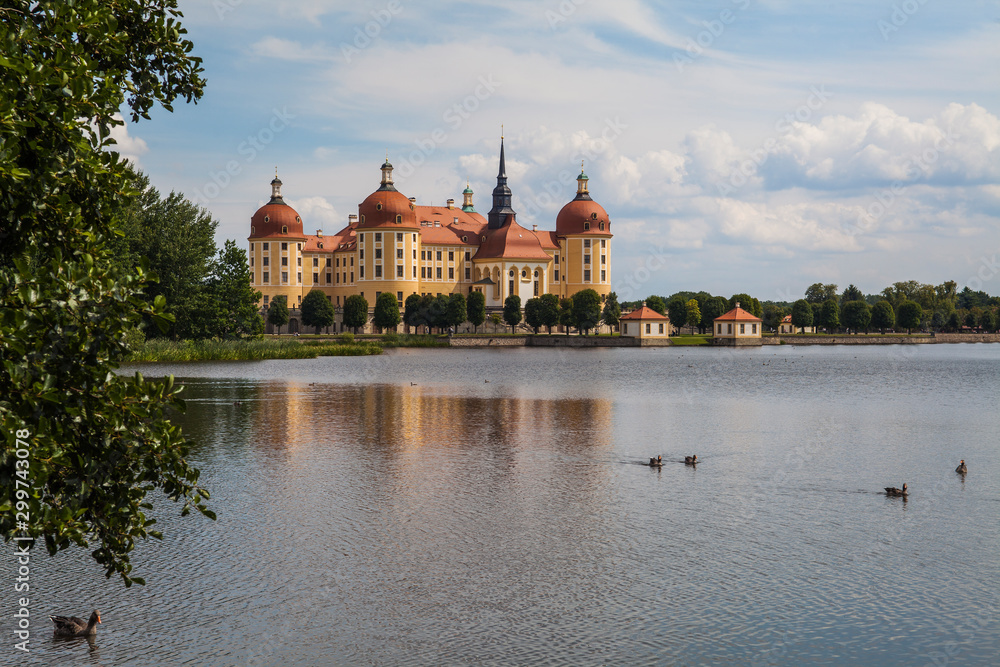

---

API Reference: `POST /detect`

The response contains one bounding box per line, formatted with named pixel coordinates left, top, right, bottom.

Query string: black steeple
left=487, top=137, right=516, bottom=229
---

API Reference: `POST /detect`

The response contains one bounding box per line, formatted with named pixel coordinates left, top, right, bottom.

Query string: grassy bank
left=126, top=338, right=383, bottom=362
left=670, top=335, right=711, bottom=346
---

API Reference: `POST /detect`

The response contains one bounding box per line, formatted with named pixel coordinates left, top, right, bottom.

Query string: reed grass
left=126, top=338, right=383, bottom=362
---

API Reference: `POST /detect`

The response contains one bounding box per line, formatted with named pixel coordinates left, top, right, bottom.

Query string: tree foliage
left=301, top=290, right=334, bottom=334
left=0, top=0, right=210, bottom=587
left=524, top=297, right=544, bottom=333
left=267, top=295, right=289, bottom=333
left=540, top=293, right=561, bottom=334
left=897, top=300, right=923, bottom=333
left=805, top=283, right=838, bottom=304
left=601, top=291, right=622, bottom=329
left=841, top=284, right=864, bottom=303
left=791, top=299, right=814, bottom=330
left=762, top=304, right=787, bottom=333
left=841, top=300, right=871, bottom=334
left=404, top=293, right=423, bottom=332
left=447, top=293, right=466, bottom=330
left=820, top=299, right=840, bottom=333
left=558, top=297, right=574, bottom=334
left=701, top=297, right=729, bottom=332
left=373, top=292, right=400, bottom=332
left=685, top=299, right=701, bottom=329
left=729, top=294, right=762, bottom=318
left=503, top=295, right=522, bottom=333
left=203, top=241, right=263, bottom=339
left=466, top=291, right=486, bottom=333
left=667, top=296, right=688, bottom=332
left=645, top=295, right=666, bottom=315
left=343, top=294, right=369, bottom=333
left=572, top=289, right=602, bottom=335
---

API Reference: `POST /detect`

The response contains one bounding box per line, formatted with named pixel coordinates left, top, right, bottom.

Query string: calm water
left=7, top=345, right=1000, bottom=666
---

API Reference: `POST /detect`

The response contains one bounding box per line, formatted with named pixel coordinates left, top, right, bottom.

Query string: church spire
left=488, top=136, right=515, bottom=229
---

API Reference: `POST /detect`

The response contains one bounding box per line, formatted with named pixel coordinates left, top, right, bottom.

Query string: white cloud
left=288, top=196, right=340, bottom=232
left=108, top=114, right=148, bottom=166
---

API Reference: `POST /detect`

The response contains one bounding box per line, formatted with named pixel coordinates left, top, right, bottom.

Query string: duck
left=648, top=456, right=663, bottom=467
left=955, top=460, right=967, bottom=474
left=50, top=610, right=101, bottom=636
left=684, top=455, right=698, bottom=465
left=884, top=483, right=908, bottom=497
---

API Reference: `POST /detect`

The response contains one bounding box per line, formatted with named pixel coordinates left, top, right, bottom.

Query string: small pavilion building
left=778, top=314, right=815, bottom=334
left=713, top=302, right=763, bottom=346
left=620, top=305, right=671, bottom=341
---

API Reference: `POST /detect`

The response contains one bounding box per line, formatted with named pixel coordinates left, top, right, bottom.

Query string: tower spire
left=379, top=155, right=396, bottom=192
left=488, top=136, right=515, bottom=229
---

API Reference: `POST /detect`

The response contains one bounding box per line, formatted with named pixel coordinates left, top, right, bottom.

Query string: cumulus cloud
left=288, top=196, right=341, bottom=232
left=108, top=114, right=148, bottom=166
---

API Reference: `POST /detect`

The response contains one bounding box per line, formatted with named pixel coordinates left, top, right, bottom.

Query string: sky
left=119, top=0, right=1000, bottom=302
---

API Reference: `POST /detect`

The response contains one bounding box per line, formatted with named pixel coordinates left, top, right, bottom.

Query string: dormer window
left=296, top=216, right=301, bottom=223
left=395, top=214, right=402, bottom=223
left=584, top=222, right=590, bottom=231
left=462, top=236, right=467, bottom=242
left=591, top=213, right=598, bottom=219
left=282, top=225, right=288, bottom=233
left=481, top=235, right=486, bottom=242
left=376, top=203, right=383, bottom=211
left=599, top=222, right=605, bottom=231
left=264, top=216, right=270, bottom=223
left=360, top=215, right=365, bottom=224
left=318, top=243, right=324, bottom=249
left=251, top=226, right=255, bottom=235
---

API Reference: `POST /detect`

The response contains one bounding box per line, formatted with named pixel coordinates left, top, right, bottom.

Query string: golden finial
left=581, top=160, right=585, bottom=171
left=275, top=166, right=278, bottom=178
left=501, top=124, right=504, bottom=139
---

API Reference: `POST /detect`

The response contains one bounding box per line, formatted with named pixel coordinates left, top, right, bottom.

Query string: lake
left=11, top=344, right=1000, bottom=666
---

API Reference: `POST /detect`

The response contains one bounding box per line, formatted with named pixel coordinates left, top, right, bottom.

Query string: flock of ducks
left=647, top=455, right=698, bottom=467
left=884, top=459, right=968, bottom=497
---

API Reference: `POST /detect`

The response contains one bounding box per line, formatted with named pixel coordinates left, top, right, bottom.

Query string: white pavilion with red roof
left=713, top=302, right=763, bottom=346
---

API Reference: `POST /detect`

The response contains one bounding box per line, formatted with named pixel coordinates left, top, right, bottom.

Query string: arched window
left=282, top=225, right=288, bottom=234
left=584, top=222, right=590, bottom=231
left=521, top=269, right=527, bottom=278
left=534, top=270, right=539, bottom=277
left=395, top=214, right=402, bottom=223
left=599, top=222, right=605, bottom=231
left=360, top=215, right=366, bottom=224
left=509, top=269, right=515, bottom=277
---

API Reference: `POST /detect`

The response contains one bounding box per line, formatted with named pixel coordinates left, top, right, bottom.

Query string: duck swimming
left=50, top=610, right=101, bottom=637
left=955, top=460, right=967, bottom=474
left=884, top=483, right=908, bottom=497
left=648, top=456, right=663, bottom=467
left=684, top=455, right=698, bottom=465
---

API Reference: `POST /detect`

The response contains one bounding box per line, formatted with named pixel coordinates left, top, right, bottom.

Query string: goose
left=50, top=610, right=101, bottom=637
left=955, top=460, right=967, bottom=474
left=648, top=456, right=663, bottom=467
left=684, top=455, right=698, bottom=465
left=884, top=483, right=908, bottom=497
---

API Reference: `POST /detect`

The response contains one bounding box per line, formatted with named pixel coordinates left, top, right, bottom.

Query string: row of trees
left=621, top=293, right=761, bottom=334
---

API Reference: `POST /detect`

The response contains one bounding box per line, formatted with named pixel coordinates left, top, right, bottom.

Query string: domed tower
left=554, top=165, right=612, bottom=301
left=461, top=181, right=476, bottom=212
left=354, top=159, right=422, bottom=312
left=248, top=174, right=307, bottom=311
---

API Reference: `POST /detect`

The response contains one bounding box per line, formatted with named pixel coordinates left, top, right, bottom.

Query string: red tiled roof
left=781, top=314, right=792, bottom=323
left=715, top=305, right=762, bottom=322
left=249, top=202, right=306, bottom=240
left=556, top=197, right=612, bottom=236
left=474, top=217, right=552, bottom=261
left=621, top=306, right=669, bottom=321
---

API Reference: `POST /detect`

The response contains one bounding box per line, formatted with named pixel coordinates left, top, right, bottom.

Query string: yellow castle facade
left=247, top=140, right=612, bottom=327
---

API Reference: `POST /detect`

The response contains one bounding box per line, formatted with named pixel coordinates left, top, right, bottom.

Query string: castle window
left=584, top=222, right=590, bottom=231
left=263, top=295, right=269, bottom=306
left=296, top=217, right=301, bottom=223
left=413, top=266, right=417, bottom=277
left=281, top=242, right=287, bottom=250
left=436, top=250, right=442, bottom=261
left=281, top=271, right=288, bottom=283
left=263, top=257, right=269, bottom=266
left=397, top=266, right=403, bottom=277
left=509, top=270, right=515, bottom=277
left=360, top=215, right=365, bottom=224
left=591, top=213, right=598, bottom=219
left=313, top=258, right=319, bottom=267
left=554, top=255, right=559, bottom=265
left=263, top=272, right=269, bottom=283
left=298, top=243, right=302, bottom=251
left=250, top=257, right=254, bottom=267
left=297, top=257, right=302, bottom=267
left=397, top=233, right=403, bottom=242
left=397, top=291, right=403, bottom=303
left=521, top=270, right=527, bottom=278
left=326, top=258, right=331, bottom=267
left=601, top=270, right=606, bottom=281
left=281, top=257, right=288, bottom=266
left=482, top=236, right=486, bottom=242
left=326, top=273, right=331, bottom=284
left=584, top=269, right=591, bottom=281
left=448, top=251, right=454, bottom=261
left=601, top=255, right=606, bottom=264
left=584, top=254, right=590, bottom=265
left=554, top=270, right=559, bottom=281
left=599, top=222, right=605, bottom=231
left=462, top=236, right=467, bottom=242
left=376, top=203, right=383, bottom=210
left=465, top=268, right=470, bottom=280
left=360, top=266, right=365, bottom=278
left=264, top=216, right=270, bottom=223
left=447, top=267, right=453, bottom=280
left=436, top=267, right=442, bottom=279
left=281, top=226, right=287, bottom=234
left=297, top=272, right=301, bottom=283
left=318, top=243, right=323, bottom=249
left=263, top=243, right=269, bottom=251
left=601, top=239, right=606, bottom=248
left=251, top=228, right=255, bottom=235
left=375, top=265, right=382, bottom=278
left=464, top=251, right=470, bottom=260
left=359, top=250, right=364, bottom=259
left=421, top=250, right=426, bottom=260
left=396, top=248, right=403, bottom=259
left=421, top=267, right=426, bottom=278
left=534, top=270, right=539, bottom=277
left=395, top=215, right=402, bottom=223
left=375, top=232, right=382, bottom=242
left=375, top=248, right=382, bottom=259
left=584, top=239, right=591, bottom=248
left=313, top=272, right=319, bottom=283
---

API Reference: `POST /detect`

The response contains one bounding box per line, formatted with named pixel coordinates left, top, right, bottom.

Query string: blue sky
left=119, top=0, right=1000, bottom=301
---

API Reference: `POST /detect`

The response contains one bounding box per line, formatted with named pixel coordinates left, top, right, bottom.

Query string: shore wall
left=447, top=333, right=1000, bottom=348
left=774, top=335, right=934, bottom=345
left=448, top=336, right=529, bottom=347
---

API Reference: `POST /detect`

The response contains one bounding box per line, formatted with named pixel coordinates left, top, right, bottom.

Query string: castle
left=247, top=140, right=612, bottom=331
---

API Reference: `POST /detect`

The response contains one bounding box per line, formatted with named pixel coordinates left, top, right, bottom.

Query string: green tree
left=841, top=284, right=864, bottom=303
left=111, top=168, right=218, bottom=339
left=447, top=293, right=466, bottom=331
left=373, top=292, right=400, bottom=333
left=559, top=297, right=574, bottom=334
left=540, top=293, right=561, bottom=334
left=729, top=294, right=762, bottom=318
left=573, top=289, right=602, bottom=335
left=762, top=304, right=787, bottom=333
left=489, top=312, right=503, bottom=332
left=203, top=240, right=263, bottom=339
left=431, top=294, right=451, bottom=332
left=466, top=291, right=486, bottom=333
left=701, top=296, right=729, bottom=333
left=503, top=295, right=522, bottom=333
left=268, top=295, right=289, bottom=334
left=404, top=293, right=423, bottom=332
left=524, top=297, right=544, bottom=333
left=645, top=295, right=667, bottom=315
left=667, top=296, right=688, bottom=333
left=343, top=294, right=369, bottom=333
left=685, top=299, right=701, bottom=330
left=897, top=300, right=923, bottom=334
left=981, top=309, right=997, bottom=333
left=841, top=300, right=871, bottom=334
left=602, top=292, right=622, bottom=330
left=805, top=283, right=838, bottom=304
left=820, top=299, right=840, bottom=333
left=791, top=299, right=814, bottom=331
left=301, top=290, right=334, bottom=334
left=0, top=0, right=211, bottom=587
